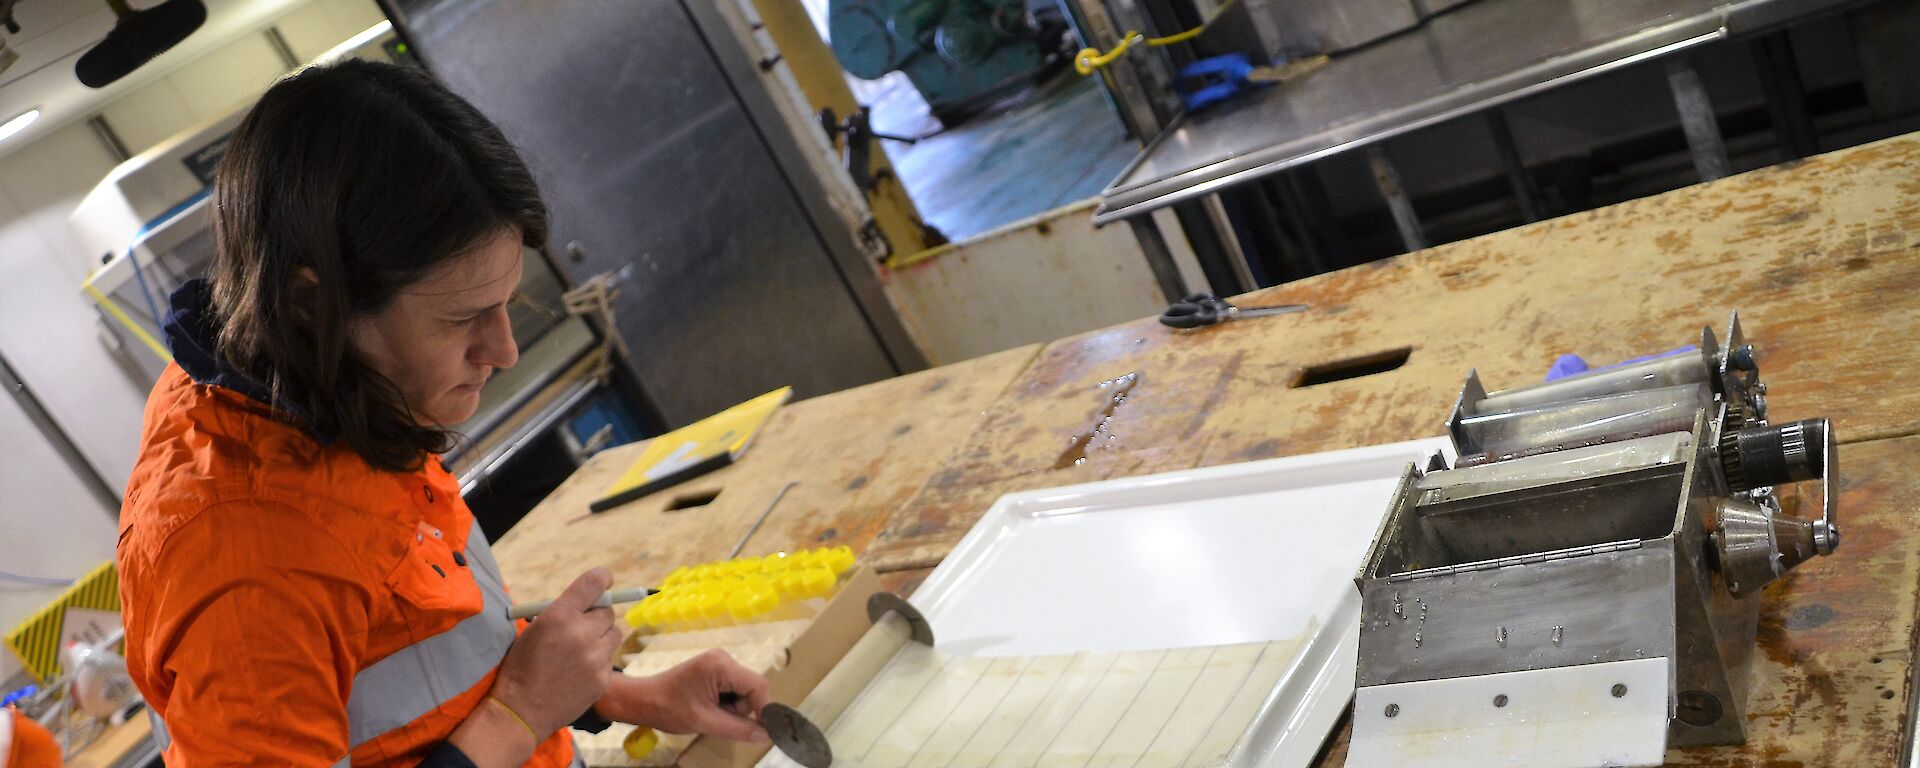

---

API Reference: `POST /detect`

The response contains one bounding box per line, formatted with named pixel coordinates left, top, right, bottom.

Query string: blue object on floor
left=1176, top=53, right=1265, bottom=112
left=1545, top=345, right=1699, bottom=382
left=1, top=685, right=37, bottom=708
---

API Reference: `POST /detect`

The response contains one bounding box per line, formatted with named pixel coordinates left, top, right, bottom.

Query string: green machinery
left=828, top=0, right=1065, bottom=124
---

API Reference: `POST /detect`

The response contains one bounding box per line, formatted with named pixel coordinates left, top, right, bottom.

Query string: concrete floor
left=867, top=71, right=1140, bottom=242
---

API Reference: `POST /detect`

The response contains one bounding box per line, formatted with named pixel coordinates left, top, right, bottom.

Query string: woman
left=117, top=60, right=770, bottom=767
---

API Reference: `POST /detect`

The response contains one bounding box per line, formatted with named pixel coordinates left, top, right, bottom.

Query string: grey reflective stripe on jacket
left=151, top=520, right=518, bottom=766
left=345, top=520, right=517, bottom=748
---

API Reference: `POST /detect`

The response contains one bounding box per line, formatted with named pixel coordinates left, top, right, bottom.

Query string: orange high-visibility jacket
left=118, top=363, right=578, bottom=767
left=2, top=707, right=61, bottom=768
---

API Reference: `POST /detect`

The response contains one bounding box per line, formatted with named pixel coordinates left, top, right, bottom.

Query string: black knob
left=1729, top=345, right=1758, bottom=372
left=1727, top=418, right=1826, bottom=491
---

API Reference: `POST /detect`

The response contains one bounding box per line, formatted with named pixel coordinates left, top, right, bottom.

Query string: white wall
left=0, top=376, right=120, bottom=684
left=0, top=113, right=153, bottom=688
left=0, top=0, right=386, bottom=683
left=0, top=121, right=144, bottom=490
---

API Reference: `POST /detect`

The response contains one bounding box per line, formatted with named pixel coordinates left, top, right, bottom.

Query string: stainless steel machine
left=1240, top=0, right=1476, bottom=59
left=1349, top=313, right=1837, bottom=766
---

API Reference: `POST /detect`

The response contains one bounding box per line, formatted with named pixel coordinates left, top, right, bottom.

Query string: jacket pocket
left=384, top=521, right=483, bottom=624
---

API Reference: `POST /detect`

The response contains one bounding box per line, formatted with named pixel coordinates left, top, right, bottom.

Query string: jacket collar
left=163, top=279, right=334, bottom=444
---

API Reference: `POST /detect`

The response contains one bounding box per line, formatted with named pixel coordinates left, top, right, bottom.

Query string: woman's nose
left=472, top=306, right=519, bottom=369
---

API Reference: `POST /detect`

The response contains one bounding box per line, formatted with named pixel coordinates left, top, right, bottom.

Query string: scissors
left=1160, top=292, right=1308, bottom=329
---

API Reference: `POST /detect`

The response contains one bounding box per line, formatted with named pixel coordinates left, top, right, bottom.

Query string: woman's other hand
left=605, top=649, right=772, bottom=743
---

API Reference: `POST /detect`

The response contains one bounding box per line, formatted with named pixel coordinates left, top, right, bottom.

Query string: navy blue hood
left=163, top=279, right=330, bottom=442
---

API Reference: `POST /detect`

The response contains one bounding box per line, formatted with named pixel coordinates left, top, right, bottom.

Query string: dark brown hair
left=210, top=59, right=547, bottom=472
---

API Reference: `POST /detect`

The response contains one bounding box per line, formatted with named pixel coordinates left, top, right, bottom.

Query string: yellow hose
left=1074, top=0, right=1241, bottom=75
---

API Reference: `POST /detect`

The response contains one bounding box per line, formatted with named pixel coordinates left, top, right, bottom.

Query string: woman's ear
left=288, top=266, right=320, bottom=325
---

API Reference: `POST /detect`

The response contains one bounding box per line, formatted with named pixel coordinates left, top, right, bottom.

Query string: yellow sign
left=6, top=560, right=119, bottom=683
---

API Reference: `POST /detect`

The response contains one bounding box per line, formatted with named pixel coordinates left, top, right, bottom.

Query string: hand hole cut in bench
left=665, top=489, right=722, bottom=511
left=1291, top=347, right=1412, bottom=388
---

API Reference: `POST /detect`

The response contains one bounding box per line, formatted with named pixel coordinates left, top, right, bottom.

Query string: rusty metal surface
left=490, top=343, right=1039, bottom=603
left=884, top=199, right=1170, bottom=367
left=870, top=133, right=1920, bottom=573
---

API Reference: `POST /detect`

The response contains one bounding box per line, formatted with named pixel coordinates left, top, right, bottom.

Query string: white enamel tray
left=910, top=437, right=1452, bottom=768
left=763, top=436, right=1453, bottom=768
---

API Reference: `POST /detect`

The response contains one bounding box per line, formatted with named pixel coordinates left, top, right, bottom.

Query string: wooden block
left=678, top=566, right=888, bottom=768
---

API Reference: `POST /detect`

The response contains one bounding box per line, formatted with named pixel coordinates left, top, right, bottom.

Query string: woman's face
left=347, top=228, right=524, bottom=427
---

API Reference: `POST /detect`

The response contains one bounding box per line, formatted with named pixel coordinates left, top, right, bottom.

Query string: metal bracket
left=1813, top=419, right=1838, bottom=555
left=1387, top=540, right=1642, bottom=582
left=763, top=702, right=833, bottom=768
left=866, top=592, right=935, bottom=645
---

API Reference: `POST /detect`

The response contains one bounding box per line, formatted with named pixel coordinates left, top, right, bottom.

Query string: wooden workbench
left=867, top=135, right=1920, bottom=570
left=492, top=343, right=1039, bottom=601
left=493, top=133, right=1920, bottom=766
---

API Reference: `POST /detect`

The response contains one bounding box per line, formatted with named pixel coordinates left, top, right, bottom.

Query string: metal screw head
left=1612, top=684, right=1628, bottom=698
left=1730, top=345, right=1757, bottom=371
left=1493, top=694, right=1508, bottom=708
left=1677, top=690, right=1724, bottom=727
left=1384, top=703, right=1400, bottom=718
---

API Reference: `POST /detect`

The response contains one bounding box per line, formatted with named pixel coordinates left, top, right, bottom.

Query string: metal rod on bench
left=1667, top=56, right=1731, bottom=182
left=1486, top=109, right=1543, bottom=223
left=1367, top=144, right=1428, bottom=252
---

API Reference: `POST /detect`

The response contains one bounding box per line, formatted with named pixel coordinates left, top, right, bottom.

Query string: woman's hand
left=603, top=649, right=772, bottom=743
left=450, top=567, right=622, bottom=766
left=491, top=568, right=623, bottom=733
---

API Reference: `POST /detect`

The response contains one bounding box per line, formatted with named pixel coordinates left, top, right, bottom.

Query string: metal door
left=384, top=0, right=921, bottom=426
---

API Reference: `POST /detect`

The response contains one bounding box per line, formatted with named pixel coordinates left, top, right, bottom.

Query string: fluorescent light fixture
left=0, top=108, right=38, bottom=144
left=315, top=20, right=394, bottom=65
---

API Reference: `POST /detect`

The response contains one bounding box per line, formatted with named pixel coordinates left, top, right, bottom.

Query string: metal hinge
left=1389, top=540, right=1642, bottom=582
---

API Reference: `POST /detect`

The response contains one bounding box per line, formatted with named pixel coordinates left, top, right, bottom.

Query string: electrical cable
left=1073, top=0, right=1240, bottom=75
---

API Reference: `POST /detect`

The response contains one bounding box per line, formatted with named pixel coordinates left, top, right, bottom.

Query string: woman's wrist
left=594, top=674, right=660, bottom=726
left=446, top=696, right=541, bottom=768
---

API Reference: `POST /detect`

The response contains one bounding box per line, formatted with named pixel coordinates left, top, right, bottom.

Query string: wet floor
left=869, top=71, right=1139, bottom=242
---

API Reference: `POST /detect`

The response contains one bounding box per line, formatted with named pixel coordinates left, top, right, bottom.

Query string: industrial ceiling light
left=0, top=107, right=38, bottom=143
left=75, top=0, right=207, bottom=88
